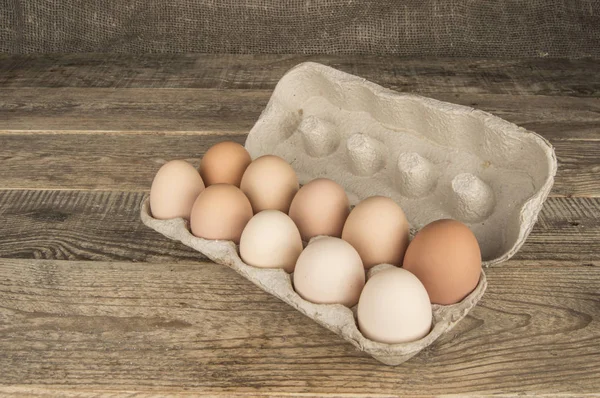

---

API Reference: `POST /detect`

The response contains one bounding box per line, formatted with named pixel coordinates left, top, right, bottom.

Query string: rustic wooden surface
left=0, top=54, right=598, bottom=397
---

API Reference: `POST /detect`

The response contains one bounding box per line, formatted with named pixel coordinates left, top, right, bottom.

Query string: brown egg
left=150, top=160, right=205, bottom=220
left=402, top=219, right=481, bottom=305
left=342, top=196, right=410, bottom=269
left=199, top=141, right=252, bottom=187
left=240, top=155, right=299, bottom=213
left=289, top=178, right=350, bottom=241
left=190, top=184, right=253, bottom=244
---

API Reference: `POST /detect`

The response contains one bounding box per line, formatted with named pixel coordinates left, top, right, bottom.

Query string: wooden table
left=0, top=55, right=598, bottom=397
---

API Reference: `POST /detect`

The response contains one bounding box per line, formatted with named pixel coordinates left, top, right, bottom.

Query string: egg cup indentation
left=346, top=133, right=386, bottom=176
left=450, top=173, right=496, bottom=222
left=298, top=116, right=340, bottom=157
left=395, top=152, right=437, bottom=197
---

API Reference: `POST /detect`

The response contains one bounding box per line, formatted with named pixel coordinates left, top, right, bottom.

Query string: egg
left=289, top=178, right=350, bottom=241
left=403, top=219, right=482, bottom=305
left=150, top=160, right=205, bottom=220
left=199, top=141, right=252, bottom=187
left=190, top=184, right=253, bottom=244
left=293, top=236, right=365, bottom=307
left=358, top=266, right=432, bottom=344
left=239, top=210, right=303, bottom=273
left=342, top=196, right=410, bottom=269
left=240, top=155, right=299, bottom=213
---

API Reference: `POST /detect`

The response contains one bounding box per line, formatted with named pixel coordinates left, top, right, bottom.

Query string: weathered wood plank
left=553, top=141, right=600, bottom=198
left=0, top=387, right=319, bottom=397
left=0, top=388, right=220, bottom=398
left=516, top=196, right=600, bottom=263
left=0, top=88, right=264, bottom=133
left=0, top=190, right=598, bottom=263
left=0, top=133, right=247, bottom=192
left=1, top=87, right=599, bottom=140
left=0, top=132, right=596, bottom=196
left=0, top=55, right=598, bottom=97
left=0, top=190, right=202, bottom=263
left=0, top=258, right=597, bottom=395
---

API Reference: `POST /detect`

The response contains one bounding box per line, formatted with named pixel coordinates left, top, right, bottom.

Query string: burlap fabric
left=3, top=0, right=599, bottom=57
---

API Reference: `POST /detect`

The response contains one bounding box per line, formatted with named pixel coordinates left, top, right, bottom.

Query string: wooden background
left=0, top=55, right=598, bottom=396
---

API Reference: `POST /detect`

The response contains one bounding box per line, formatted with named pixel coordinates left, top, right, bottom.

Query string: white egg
left=239, top=210, right=303, bottom=273
left=293, top=236, right=365, bottom=307
left=358, top=266, right=432, bottom=343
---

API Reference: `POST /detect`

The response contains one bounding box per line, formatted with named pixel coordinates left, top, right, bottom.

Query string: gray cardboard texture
left=141, top=63, right=555, bottom=364
left=245, top=62, right=557, bottom=266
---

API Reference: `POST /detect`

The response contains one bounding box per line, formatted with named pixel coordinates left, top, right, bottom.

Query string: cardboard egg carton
left=141, top=62, right=555, bottom=365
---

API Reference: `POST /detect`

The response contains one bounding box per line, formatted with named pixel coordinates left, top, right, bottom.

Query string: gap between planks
left=0, top=129, right=247, bottom=136
left=0, top=187, right=593, bottom=199
left=0, top=128, right=599, bottom=142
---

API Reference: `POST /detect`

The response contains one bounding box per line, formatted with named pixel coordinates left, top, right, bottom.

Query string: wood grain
left=0, top=88, right=264, bottom=133
left=0, top=190, right=598, bottom=264
left=2, top=87, right=599, bottom=140
left=0, top=190, right=201, bottom=263
left=0, top=132, right=246, bottom=191
left=1, top=55, right=598, bottom=97
left=517, top=196, right=600, bottom=263
left=0, top=258, right=598, bottom=395
left=554, top=142, right=600, bottom=197
left=1, top=54, right=599, bottom=396
left=0, top=131, right=597, bottom=197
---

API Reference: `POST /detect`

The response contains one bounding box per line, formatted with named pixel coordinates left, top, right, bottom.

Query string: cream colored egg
left=358, top=266, right=432, bottom=344
left=342, top=196, right=410, bottom=269
left=293, top=236, right=365, bottom=307
left=150, top=160, right=205, bottom=220
left=240, top=155, right=299, bottom=213
left=239, top=210, right=303, bottom=273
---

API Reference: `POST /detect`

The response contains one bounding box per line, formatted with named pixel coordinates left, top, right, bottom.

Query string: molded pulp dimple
left=246, top=62, right=556, bottom=265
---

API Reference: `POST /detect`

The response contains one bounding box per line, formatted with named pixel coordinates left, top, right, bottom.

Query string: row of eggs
left=150, top=141, right=482, bottom=344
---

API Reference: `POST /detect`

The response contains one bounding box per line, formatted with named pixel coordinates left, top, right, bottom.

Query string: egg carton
left=246, top=62, right=557, bottom=265
left=141, top=198, right=486, bottom=365
left=140, top=62, right=555, bottom=365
